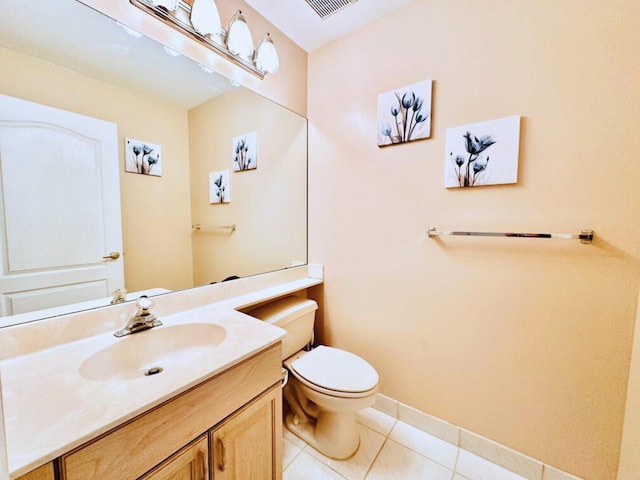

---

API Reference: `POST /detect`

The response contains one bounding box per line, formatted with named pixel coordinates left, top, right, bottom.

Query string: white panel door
left=0, top=94, right=123, bottom=316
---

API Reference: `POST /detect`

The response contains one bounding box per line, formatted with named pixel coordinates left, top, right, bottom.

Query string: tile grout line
left=362, top=417, right=398, bottom=480
left=451, top=427, right=462, bottom=479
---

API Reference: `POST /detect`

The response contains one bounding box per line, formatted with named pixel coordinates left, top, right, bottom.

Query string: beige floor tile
left=357, top=407, right=397, bottom=436
left=283, top=435, right=304, bottom=470
left=306, top=424, right=386, bottom=480
left=390, top=420, right=459, bottom=469
left=456, top=450, right=528, bottom=480
left=284, top=451, right=348, bottom=480
left=366, top=439, right=453, bottom=480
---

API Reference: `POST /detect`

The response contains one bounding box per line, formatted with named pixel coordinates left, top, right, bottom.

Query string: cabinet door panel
left=15, top=463, right=55, bottom=480
left=139, top=435, right=208, bottom=480
left=211, top=385, right=281, bottom=480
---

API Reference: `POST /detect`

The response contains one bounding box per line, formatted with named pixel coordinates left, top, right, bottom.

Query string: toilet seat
left=288, top=346, right=378, bottom=398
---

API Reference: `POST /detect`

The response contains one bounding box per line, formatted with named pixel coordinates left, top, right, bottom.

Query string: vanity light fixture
left=254, top=33, right=279, bottom=74
left=225, top=10, right=254, bottom=62
left=190, top=0, right=222, bottom=38
left=130, top=0, right=279, bottom=79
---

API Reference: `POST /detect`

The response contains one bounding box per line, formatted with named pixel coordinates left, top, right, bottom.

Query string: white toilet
left=248, top=296, right=379, bottom=459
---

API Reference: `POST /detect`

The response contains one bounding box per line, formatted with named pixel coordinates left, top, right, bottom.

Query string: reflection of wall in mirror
left=189, top=87, right=307, bottom=284
left=0, top=45, right=194, bottom=294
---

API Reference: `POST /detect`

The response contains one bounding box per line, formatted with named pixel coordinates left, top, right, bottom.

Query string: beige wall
left=0, top=46, right=194, bottom=292
left=618, top=289, right=640, bottom=479
left=307, top=1, right=640, bottom=479
left=188, top=87, right=307, bottom=284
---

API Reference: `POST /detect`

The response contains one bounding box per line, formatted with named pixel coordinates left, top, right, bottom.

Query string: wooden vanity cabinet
left=57, top=344, right=282, bottom=480
left=15, top=463, right=55, bottom=480
left=139, top=435, right=208, bottom=480
left=210, top=384, right=282, bottom=479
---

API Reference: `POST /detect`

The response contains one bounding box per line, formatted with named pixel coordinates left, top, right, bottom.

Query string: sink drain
left=144, top=366, right=163, bottom=376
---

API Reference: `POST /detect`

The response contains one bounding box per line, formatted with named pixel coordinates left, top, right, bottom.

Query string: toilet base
left=285, top=410, right=360, bottom=460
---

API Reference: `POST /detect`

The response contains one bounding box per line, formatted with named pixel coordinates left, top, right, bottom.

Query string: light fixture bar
left=130, top=0, right=266, bottom=79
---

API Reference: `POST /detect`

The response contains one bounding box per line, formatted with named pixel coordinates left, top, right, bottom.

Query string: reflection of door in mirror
left=0, top=94, right=124, bottom=316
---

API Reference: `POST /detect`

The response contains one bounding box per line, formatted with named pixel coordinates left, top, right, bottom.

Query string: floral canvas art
left=444, top=115, right=521, bottom=188
left=209, top=170, right=230, bottom=203
left=377, top=80, right=432, bottom=147
left=125, top=138, right=162, bottom=176
left=232, top=131, right=257, bottom=171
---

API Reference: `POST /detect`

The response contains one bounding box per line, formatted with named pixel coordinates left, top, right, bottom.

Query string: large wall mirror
left=0, top=0, right=307, bottom=328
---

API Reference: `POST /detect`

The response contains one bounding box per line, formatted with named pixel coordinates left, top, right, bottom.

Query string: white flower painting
left=232, top=131, right=257, bottom=171
left=377, top=80, right=432, bottom=147
left=125, top=138, right=162, bottom=176
left=209, top=170, right=230, bottom=203
left=444, top=115, right=521, bottom=188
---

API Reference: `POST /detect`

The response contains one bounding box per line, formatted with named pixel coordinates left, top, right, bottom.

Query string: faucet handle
left=136, top=295, right=155, bottom=315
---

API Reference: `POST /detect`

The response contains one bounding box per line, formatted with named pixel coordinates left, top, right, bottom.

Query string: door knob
left=102, top=251, right=120, bottom=260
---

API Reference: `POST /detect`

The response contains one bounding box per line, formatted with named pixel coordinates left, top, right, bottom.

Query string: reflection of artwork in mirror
left=444, top=115, right=520, bottom=188
left=125, top=138, right=162, bottom=176
left=377, top=79, right=432, bottom=147
left=209, top=170, right=231, bottom=203
left=232, top=131, right=257, bottom=171
left=0, top=0, right=307, bottom=328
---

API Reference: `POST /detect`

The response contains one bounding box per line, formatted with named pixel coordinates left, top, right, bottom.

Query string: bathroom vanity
left=18, top=345, right=281, bottom=480
left=1, top=265, right=323, bottom=480
left=61, top=345, right=282, bottom=480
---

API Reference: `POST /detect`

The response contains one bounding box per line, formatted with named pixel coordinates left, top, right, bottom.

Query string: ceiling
left=244, top=0, right=414, bottom=52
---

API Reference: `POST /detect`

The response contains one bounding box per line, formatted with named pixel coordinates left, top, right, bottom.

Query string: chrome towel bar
left=192, top=224, right=237, bottom=232
left=428, top=228, right=594, bottom=244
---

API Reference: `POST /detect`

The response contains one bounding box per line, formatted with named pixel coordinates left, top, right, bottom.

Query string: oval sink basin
left=79, top=323, right=227, bottom=381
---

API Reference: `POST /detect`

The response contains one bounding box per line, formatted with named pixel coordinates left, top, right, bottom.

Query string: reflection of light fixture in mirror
left=199, top=64, right=214, bottom=74
left=117, top=22, right=143, bottom=38
left=190, top=0, right=222, bottom=38
left=164, top=46, right=181, bottom=57
left=150, top=0, right=179, bottom=10
left=225, top=10, right=253, bottom=62
left=254, top=33, right=279, bottom=74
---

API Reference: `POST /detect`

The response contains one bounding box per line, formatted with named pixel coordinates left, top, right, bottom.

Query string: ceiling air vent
left=304, top=0, right=359, bottom=20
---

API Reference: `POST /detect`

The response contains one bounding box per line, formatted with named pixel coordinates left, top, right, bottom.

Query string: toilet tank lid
left=247, top=296, right=317, bottom=325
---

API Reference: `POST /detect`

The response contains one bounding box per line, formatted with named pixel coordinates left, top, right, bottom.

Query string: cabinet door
left=211, top=385, right=282, bottom=480
left=139, top=435, right=209, bottom=480
left=16, top=463, right=55, bottom=480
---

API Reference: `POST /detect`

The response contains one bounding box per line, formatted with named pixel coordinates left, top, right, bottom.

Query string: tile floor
left=283, top=407, right=529, bottom=480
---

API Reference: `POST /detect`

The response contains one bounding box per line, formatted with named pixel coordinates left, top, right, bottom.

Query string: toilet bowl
left=247, top=296, right=379, bottom=459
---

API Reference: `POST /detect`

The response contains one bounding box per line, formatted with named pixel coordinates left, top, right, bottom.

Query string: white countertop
left=0, top=265, right=323, bottom=479
left=1, top=305, right=285, bottom=478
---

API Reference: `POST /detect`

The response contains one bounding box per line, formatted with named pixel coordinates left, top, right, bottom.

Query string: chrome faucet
left=114, top=296, right=163, bottom=337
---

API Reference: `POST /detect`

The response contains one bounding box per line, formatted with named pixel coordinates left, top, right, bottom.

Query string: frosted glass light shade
left=226, top=10, right=254, bottom=61
left=150, top=0, right=179, bottom=10
left=190, top=0, right=222, bottom=37
left=254, top=33, right=279, bottom=74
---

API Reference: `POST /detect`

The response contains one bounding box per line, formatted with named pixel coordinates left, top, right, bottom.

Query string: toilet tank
left=247, top=296, right=318, bottom=360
